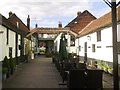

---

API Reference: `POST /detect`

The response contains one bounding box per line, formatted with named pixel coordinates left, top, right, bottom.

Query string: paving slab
left=2, top=56, right=63, bottom=88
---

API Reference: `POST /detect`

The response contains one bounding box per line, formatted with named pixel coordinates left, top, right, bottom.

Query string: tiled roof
left=27, top=27, right=77, bottom=37
left=8, top=13, right=29, bottom=33
left=79, top=6, right=120, bottom=36
left=0, top=14, right=28, bottom=37
left=65, top=10, right=96, bottom=33
left=30, top=27, right=70, bottom=34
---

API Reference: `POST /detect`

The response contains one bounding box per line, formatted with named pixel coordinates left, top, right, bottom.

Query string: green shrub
left=2, top=56, right=10, bottom=69
left=96, top=60, right=103, bottom=69
left=2, top=67, right=8, bottom=74
left=9, top=58, right=16, bottom=69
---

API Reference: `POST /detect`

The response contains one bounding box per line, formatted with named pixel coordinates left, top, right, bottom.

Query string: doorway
left=84, top=42, right=87, bottom=63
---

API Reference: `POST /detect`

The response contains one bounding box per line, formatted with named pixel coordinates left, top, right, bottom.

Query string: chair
left=86, top=69, right=103, bottom=89
left=67, top=69, right=87, bottom=88
left=67, top=69, right=103, bottom=89
left=61, top=62, right=75, bottom=82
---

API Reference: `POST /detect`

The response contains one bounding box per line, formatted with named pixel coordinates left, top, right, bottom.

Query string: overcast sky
left=1, top=0, right=118, bottom=28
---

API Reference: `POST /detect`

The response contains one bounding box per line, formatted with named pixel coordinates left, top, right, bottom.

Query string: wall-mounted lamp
left=87, top=35, right=91, bottom=41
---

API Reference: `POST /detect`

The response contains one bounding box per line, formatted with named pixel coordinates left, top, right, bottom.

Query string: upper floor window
left=97, top=30, right=101, bottom=42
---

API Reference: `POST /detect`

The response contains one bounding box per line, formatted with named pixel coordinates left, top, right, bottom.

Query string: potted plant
left=108, top=66, right=113, bottom=74
left=2, top=56, right=10, bottom=78
left=9, top=57, right=16, bottom=75
left=2, top=67, right=8, bottom=80
left=102, top=62, right=109, bottom=72
left=96, top=60, right=103, bottom=70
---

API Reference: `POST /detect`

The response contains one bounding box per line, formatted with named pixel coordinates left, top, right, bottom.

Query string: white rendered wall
left=9, top=30, right=16, bottom=58
left=0, top=25, right=16, bottom=60
left=0, top=25, right=7, bottom=60
left=78, top=27, right=114, bottom=63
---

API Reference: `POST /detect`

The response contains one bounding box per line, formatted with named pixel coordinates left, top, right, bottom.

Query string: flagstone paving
left=2, top=56, right=63, bottom=88
left=2, top=55, right=120, bottom=89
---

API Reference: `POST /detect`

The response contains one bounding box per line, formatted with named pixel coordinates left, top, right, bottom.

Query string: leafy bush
left=96, top=60, right=103, bottom=69
left=2, top=56, right=10, bottom=69
left=45, top=51, right=53, bottom=57
left=9, top=58, right=16, bottom=69
left=2, top=67, right=8, bottom=74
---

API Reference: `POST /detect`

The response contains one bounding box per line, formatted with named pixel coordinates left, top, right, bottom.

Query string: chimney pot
left=27, top=15, right=30, bottom=30
left=58, top=21, right=62, bottom=28
left=9, top=11, right=13, bottom=17
left=77, top=11, right=81, bottom=16
left=35, top=24, right=38, bottom=28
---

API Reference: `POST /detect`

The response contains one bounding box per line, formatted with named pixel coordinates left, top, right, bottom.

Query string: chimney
left=9, top=11, right=13, bottom=17
left=58, top=21, right=62, bottom=28
left=77, top=11, right=81, bottom=16
left=35, top=24, right=38, bottom=28
left=27, top=15, right=30, bottom=30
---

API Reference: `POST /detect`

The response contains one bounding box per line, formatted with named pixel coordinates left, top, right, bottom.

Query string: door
left=84, top=42, right=87, bottom=63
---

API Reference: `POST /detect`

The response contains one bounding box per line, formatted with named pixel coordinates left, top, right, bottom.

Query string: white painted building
left=0, top=19, right=17, bottom=60
left=75, top=6, right=120, bottom=65
left=0, top=13, right=31, bottom=64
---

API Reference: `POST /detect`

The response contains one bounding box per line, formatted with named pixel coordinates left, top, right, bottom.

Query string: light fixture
left=87, top=35, right=91, bottom=41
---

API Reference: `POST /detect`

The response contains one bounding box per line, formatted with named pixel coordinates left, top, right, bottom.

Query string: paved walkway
left=2, top=56, right=63, bottom=88
left=2, top=56, right=120, bottom=89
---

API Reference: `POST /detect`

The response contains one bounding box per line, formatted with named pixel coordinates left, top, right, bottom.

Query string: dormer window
left=74, top=21, right=77, bottom=24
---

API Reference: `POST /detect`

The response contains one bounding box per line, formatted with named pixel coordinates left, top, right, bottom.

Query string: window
left=70, top=35, right=75, bottom=46
left=118, top=42, right=120, bottom=54
left=6, top=28, right=9, bottom=45
left=92, top=44, right=96, bottom=52
left=79, top=46, right=81, bottom=51
left=97, top=30, right=101, bottom=42
left=97, top=46, right=101, bottom=48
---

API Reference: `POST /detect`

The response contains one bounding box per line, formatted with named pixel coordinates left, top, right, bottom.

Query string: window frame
left=97, top=30, right=101, bottom=42
left=92, top=44, right=96, bottom=52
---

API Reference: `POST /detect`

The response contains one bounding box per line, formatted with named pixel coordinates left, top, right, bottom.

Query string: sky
left=0, top=0, right=119, bottom=28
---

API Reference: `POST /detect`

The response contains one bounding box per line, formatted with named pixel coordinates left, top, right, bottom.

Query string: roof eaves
left=78, top=22, right=112, bottom=38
